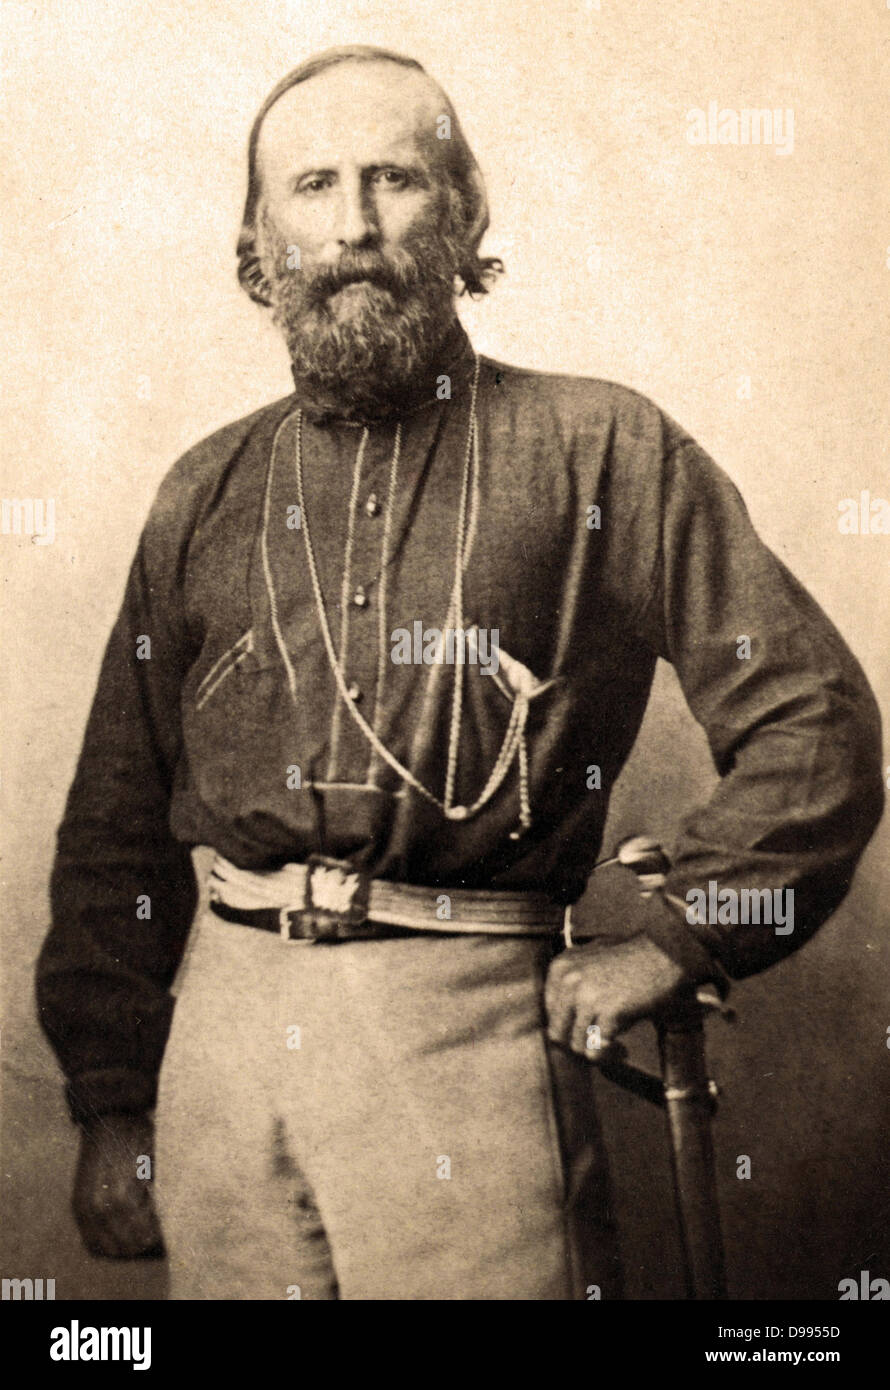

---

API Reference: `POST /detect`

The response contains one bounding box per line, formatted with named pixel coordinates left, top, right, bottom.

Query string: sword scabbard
left=657, top=993, right=728, bottom=1300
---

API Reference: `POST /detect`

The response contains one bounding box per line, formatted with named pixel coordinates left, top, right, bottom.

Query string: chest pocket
left=444, top=634, right=562, bottom=833
left=485, top=642, right=558, bottom=706
left=193, top=630, right=255, bottom=711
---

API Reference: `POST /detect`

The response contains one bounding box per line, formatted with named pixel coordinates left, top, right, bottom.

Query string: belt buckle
left=279, top=906, right=309, bottom=943
left=282, top=855, right=371, bottom=943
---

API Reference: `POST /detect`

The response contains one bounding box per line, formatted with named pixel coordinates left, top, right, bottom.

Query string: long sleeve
left=36, top=529, right=198, bottom=1125
left=633, top=437, right=884, bottom=980
left=34, top=370, right=884, bottom=1118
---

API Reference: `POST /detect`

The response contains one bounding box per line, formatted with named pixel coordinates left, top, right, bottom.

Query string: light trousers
left=154, top=910, right=622, bottom=1299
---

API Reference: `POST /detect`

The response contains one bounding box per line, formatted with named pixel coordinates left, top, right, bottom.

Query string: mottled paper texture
left=2, top=0, right=888, bottom=1308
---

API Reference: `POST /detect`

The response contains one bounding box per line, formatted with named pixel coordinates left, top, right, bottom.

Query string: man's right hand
left=73, top=1112, right=165, bottom=1258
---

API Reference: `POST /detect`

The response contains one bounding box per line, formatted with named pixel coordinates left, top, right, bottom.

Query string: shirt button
left=365, top=493, right=380, bottom=518
left=346, top=682, right=362, bottom=702
left=353, top=586, right=368, bottom=608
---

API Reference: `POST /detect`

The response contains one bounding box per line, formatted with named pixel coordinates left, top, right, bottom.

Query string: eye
left=373, top=168, right=410, bottom=189
left=296, top=174, right=334, bottom=196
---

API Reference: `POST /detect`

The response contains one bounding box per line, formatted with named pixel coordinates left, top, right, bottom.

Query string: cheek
left=261, top=199, right=328, bottom=258
left=380, top=190, right=445, bottom=243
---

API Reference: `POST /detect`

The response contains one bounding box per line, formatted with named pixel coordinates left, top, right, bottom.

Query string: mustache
left=304, top=248, right=424, bottom=306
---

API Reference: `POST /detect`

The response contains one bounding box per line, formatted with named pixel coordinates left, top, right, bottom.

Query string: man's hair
left=237, top=45, right=503, bottom=305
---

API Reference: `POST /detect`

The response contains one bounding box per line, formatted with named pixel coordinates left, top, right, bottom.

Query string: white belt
left=207, top=852, right=588, bottom=941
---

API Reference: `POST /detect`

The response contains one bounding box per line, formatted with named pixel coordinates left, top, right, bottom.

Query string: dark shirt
left=37, top=325, right=884, bottom=1123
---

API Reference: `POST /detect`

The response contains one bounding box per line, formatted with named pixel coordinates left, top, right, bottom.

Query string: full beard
left=257, top=207, right=462, bottom=422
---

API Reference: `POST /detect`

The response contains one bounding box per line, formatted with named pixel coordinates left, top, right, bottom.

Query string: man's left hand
left=545, top=934, right=688, bottom=1059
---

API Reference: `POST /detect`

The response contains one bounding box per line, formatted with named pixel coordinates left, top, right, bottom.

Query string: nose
left=337, top=178, right=378, bottom=250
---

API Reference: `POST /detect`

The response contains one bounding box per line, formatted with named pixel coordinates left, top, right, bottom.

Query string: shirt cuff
left=637, top=893, right=730, bottom=999
left=65, top=1069, right=159, bottom=1127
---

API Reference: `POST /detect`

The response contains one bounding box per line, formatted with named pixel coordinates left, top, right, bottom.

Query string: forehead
left=256, top=62, right=446, bottom=179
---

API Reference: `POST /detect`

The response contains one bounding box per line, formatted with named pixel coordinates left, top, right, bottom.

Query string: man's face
left=254, top=62, right=463, bottom=418
left=258, top=62, right=447, bottom=289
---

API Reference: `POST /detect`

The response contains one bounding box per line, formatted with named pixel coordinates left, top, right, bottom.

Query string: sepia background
left=2, top=0, right=888, bottom=1300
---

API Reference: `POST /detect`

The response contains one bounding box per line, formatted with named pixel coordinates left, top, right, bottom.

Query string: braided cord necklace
left=273, top=353, right=531, bottom=825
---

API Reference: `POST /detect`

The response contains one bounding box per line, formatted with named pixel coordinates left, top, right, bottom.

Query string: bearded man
left=36, top=45, right=883, bottom=1301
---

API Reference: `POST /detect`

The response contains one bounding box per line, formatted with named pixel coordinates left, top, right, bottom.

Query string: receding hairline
left=253, top=53, right=457, bottom=174
left=238, top=47, right=500, bottom=305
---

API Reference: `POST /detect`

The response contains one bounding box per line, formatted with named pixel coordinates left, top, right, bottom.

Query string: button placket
left=330, top=431, right=397, bottom=778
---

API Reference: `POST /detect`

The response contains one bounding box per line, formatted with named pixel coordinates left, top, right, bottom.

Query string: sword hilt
left=597, top=835, right=735, bottom=1020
